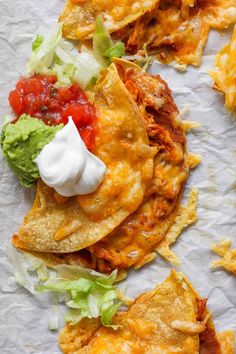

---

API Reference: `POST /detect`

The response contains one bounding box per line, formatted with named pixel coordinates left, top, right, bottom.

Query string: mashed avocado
left=1, top=114, right=63, bottom=187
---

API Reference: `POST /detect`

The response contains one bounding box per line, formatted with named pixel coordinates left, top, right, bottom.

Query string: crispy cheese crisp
left=211, top=239, right=236, bottom=275
left=135, top=186, right=198, bottom=269
left=59, top=270, right=226, bottom=354
left=155, top=187, right=198, bottom=265
left=13, top=64, right=156, bottom=253
left=210, top=25, right=236, bottom=113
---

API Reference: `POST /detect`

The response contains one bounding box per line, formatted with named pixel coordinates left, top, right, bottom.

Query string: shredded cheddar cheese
left=171, top=315, right=210, bottom=334
left=210, top=25, right=236, bottom=113
left=186, top=153, right=202, bottom=170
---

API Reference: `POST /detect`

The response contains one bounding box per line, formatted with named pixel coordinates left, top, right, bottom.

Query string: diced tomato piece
left=42, top=75, right=57, bottom=85
left=8, top=90, right=23, bottom=116
left=9, top=76, right=96, bottom=150
left=26, top=78, right=43, bottom=95
left=16, top=79, right=28, bottom=94
left=48, top=98, right=60, bottom=111
left=61, top=103, right=94, bottom=126
left=58, top=86, right=74, bottom=103
left=70, top=83, right=86, bottom=98
left=80, top=128, right=95, bottom=150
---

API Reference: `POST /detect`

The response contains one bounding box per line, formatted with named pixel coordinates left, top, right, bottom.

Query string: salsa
left=8, top=75, right=96, bottom=150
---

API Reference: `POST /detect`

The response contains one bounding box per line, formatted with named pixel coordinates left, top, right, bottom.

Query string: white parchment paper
left=0, top=1, right=235, bottom=353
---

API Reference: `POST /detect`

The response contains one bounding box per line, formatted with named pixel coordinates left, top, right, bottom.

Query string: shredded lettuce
left=25, top=254, right=48, bottom=282
left=93, top=16, right=125, bottom=66
left=27, top=23, right=101, bottom=88
left=5, top=247, right=123, bottom=330
left=4, top=244, right=48, bottom=294
left=35, top=265, right=121, bottom=329
left=32, top=34, right=44, bottom=52
left=103, top=42, right=125, bottom=60
left=86, top=75, right=99, bottom=90
left=27, top=24, right=62, bottom=75
left=49, top=292, right=60, bottom=330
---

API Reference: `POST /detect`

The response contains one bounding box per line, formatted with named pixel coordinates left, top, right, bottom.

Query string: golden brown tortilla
left=46, top=60, right=189, bottom=271
left=123, top=0, right=236, bottom=67
left=59, top=0, right=160, bottom=40
left=87, top=59, right=189, bottom=270
left=59, top=270, right=228, bottom=353
left=14, top=64, right=156, bottom=253
left=60, top=0, right=236, bottom=67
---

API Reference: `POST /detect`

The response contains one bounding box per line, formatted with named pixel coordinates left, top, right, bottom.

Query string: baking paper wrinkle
left=0, top=1, right=236, bottom=353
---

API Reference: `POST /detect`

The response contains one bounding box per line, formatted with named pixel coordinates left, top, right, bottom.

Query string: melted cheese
left=88, top=63, right=190, bottom=271
left=145, top=8, right=210, bottom=66
left=181, top=0, right=196, bottom=20
left=217, top=330, right=235, bottom=354
left=125, top=0, right=236, bottom=66
left=16, top=64, right=156, bottom=253
left=59, top=0, right=160, bottom=39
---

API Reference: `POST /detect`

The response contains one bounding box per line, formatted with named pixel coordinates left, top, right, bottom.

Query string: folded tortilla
left=124, top=0, right=236, bottom=67
left=13, top=60, right=190, bottom=272
left=60, top=0, right=236, bottom=67
left=59, top=270, right=234, bottom=353
left=88, top=59, right=189, bottom=270
left=13, top=64, right=156, bottom=253
left=59, top=0, right=160, bottom=40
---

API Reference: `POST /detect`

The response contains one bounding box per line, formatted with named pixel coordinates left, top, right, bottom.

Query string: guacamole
left=1, top=114, right=63, bottom=187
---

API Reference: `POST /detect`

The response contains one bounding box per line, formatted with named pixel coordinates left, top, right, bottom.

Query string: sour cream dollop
left=35, top=117, right=106, bottom=197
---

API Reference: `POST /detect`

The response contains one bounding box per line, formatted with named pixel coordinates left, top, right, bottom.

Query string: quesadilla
left=123, top=0, right=236, bottom=67
left=60, top=0, right=236, bottom=67
left=59, top=270, right=235, bottom=353
left=13, top=60, right=196, bottom=272
left=13, top=63, right=156, bottom=253
left=13, top=59, right=197, bottom=272
left=87, top=59, right=190, bottom=271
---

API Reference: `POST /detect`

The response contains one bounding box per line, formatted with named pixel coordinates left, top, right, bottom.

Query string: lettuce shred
left=6, top=246, right=123, bottom=330
left=93, top=16, right=125, bottom=67
left=27, top=23, right=101, bottom=88
left=36, top=264, right=122, bottom=329
left=4, top=244, right=48, bottom=294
